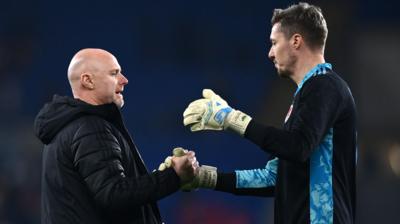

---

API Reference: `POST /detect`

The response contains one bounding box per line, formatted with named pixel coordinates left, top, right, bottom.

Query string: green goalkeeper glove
left=158, top=147, right=186, bottom=171
left=158, top=156, right=172, bottom=171
left=181, top=165, right=218, bottom=191
left=183, top=89, right=252, bottom=136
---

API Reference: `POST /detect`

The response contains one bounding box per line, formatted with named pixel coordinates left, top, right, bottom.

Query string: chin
left=277, top=71, right=289, bottom=79
left=117, top=101, right=124, bottom=109
left=113, top=95, right=125, bottom=109
left=114, top=99, right=124, bottom=109
left=277, top=68, right=292, bottom=79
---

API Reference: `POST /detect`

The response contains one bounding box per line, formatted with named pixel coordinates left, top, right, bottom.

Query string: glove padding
left=158, top=156, right=172, bottom=171
left=181, top=165, right=217, bottom=191
left=158, top=147, right=186, bottom=171
left=183, top=89, right=252, bottom=136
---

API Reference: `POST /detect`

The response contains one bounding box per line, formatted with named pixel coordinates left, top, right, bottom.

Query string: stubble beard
left=276, top=54, right=297, bottom=80
left=116, top=99, right=124, bottom=109
left=277, top=67, right=292, bottom=79
left=114, top=95, right=124, bottom=109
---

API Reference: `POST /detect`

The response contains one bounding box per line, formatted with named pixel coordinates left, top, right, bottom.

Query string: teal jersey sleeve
left=235, top=157, right=278, bottom=188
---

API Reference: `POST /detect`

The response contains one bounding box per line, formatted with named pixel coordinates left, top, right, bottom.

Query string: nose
left=268, top=47, right=274, bottom=61
left=119, top=73, right=128, bottom=86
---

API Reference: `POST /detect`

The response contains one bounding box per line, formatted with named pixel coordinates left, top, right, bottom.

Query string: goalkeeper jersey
left=239, top=63, right=357, bottom=224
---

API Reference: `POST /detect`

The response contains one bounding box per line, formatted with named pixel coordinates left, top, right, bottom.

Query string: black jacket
left=34, top=95, right=180, bottom=224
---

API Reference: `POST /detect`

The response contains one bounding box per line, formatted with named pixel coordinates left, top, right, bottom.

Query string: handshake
left=157, top=89, right=253, bottom=191
left=158, top=147, right=217, bottom=190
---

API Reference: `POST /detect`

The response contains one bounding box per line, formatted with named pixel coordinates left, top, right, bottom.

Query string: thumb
left=173, top=147, right=186, bottom=157
left=202, top=89, right=217, bottom=99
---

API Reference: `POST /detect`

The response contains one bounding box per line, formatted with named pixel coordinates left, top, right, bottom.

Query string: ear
left=291, top=34, right=303, bottom=50
left=80, top=73, right=95, bottom=90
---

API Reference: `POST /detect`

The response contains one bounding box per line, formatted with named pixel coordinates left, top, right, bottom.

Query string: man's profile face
left=91, top=55, right=128, bottom=108
left=268, top=23, right=296, bottom=78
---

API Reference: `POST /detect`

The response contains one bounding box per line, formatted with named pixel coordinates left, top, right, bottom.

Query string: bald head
left=68, top=48, right=116, bottom=89
left=66, top=48, right=128, bottom=108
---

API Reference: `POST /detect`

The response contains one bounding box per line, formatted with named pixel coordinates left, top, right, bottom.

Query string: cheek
left=276, top=45, right=291, bottom=61
left=99, top=82, right=116, bottom=97
left=274, top=46, right=285, bottom=61
left=103, top=80, right=117, bottom=91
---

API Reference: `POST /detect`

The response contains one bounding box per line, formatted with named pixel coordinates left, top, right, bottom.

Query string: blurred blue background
left=1, top=0, right=400, bottom=223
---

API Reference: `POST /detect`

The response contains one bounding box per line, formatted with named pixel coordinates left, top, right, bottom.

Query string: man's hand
left=171, top=148, right=218, bottom=191
left=183, top=89, right=252, bottom=136
left=158, top=147, right=217, bottom=191
left=171, top=150, right=199, bottom=185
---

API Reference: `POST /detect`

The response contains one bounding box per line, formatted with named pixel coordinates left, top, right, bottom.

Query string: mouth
left=115, top=90, right=123, bottom=96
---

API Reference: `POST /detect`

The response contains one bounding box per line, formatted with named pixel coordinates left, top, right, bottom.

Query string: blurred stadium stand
left=0, top=0, right=399, bottom=223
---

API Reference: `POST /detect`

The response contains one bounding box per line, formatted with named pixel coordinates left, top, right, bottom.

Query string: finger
left=186, top=99, right=209, bottom=109
left=173, top=147, right=186, bottom=157
left=183, top=114, right=202, bottom=126
left=193, top=161, right=200, bottom=169
left=191, top=156, right=197, bottom=165
left=202, top=89, right=216, bottom=99
left=183, top=105, right=205, bottom=117
left=158, top=163, right=166, bottom=171
left=186, top=151, right=195, bottom=157
left=164, top=156, right=172, bottom=167
left=190, top=123, right=204, bottom=132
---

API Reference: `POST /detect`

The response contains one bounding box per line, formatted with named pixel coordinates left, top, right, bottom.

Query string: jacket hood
left=34, top=95, right=119, bottom=144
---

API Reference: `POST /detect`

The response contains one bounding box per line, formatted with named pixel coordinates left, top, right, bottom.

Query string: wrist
left=198, top=165, right=218, bottom=189
left=225, top=110, right=252, bottom=136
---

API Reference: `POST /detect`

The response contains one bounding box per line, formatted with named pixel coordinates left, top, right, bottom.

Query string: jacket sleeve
left=71, top=117, right=180, bottom=212
left=245, top=76, right=341, bottom=162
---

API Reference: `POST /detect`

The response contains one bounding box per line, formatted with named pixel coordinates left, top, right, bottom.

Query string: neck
left=73, top=91, right=101, bottom=106
left=291, top=52, right=325, bottom=86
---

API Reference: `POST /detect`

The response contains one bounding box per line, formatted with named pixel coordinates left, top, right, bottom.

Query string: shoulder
left=300, top=72, right=344, bottom=99
left=65, top=115, right=117, bottom=141
left=305, top=72, right=336, bottom=88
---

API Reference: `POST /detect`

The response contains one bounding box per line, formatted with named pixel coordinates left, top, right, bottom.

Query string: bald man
left=34, top=48, right=198, bottom=224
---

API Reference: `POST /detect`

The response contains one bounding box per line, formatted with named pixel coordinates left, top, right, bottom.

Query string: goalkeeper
left=181, top=3, right=357, bottom=224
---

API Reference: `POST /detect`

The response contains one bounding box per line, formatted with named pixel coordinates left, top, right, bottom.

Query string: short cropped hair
left=271, top=2, right=328, bottom=50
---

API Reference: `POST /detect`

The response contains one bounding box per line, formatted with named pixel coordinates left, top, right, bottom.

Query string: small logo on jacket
left=285, top=104, right=293, bottom=123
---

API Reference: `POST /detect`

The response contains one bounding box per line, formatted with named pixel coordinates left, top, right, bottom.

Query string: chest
left=283, top=94, right=301, bottom=130
left=112, top=128, right=148, bottom=176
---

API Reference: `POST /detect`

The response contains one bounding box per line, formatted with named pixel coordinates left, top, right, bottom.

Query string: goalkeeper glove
left=158, top=147, right=187, bottom=171
left=183, top=89, right=252, bottom=136
left=158, top=156, right=172, bottom=171
left=181, top=165, right=218, bottom=191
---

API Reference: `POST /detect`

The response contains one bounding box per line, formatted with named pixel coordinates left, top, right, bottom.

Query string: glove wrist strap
left=225, top=110, right=252, bottom=136
left=198, top=165, right=218, bottom=189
